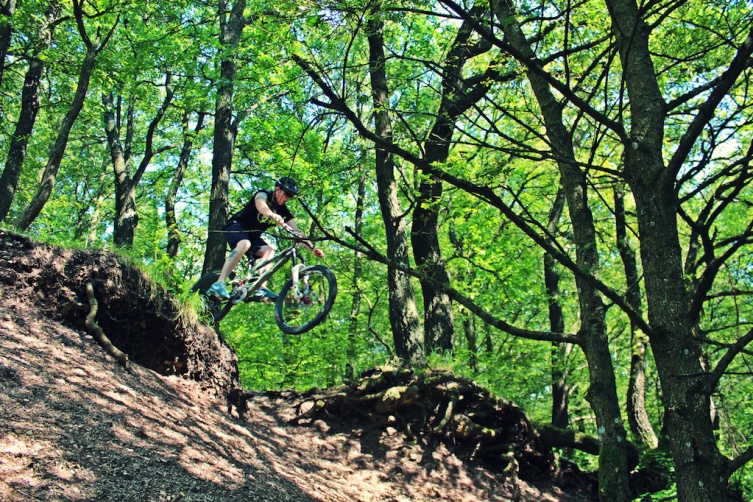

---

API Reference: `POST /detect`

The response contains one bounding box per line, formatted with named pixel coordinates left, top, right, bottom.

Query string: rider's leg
left=216, top=239, right=251, bottom=283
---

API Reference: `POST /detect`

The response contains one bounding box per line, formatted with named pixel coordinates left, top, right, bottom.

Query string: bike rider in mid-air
left=208, top=176, right=324, bottom=302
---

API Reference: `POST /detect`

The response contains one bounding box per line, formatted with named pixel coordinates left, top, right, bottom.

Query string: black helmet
left=276, top=176, right=299, bottom=196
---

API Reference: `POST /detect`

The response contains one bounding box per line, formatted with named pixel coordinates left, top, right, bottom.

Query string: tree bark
left=74, top=160, right=108, bottom=245
left=460, top=309, right=479, bottom=373
left=346, top=166, right=367, bottom=376
left=604, top=0, right=743, bottom=497
left=413, top=5, right=497, bottom=354
left=102, top=73, right=174, bottom=248
left=0, top=2, right=59, bottom=222
left=545, top=187, right=570, bottom=429
left=101, top=93, right=132, bottom=244
left=412, top=178, right=454, bottom=353
left=203, top=0, right=247, bottom=274
left=367, top=7, right=424, bottom=367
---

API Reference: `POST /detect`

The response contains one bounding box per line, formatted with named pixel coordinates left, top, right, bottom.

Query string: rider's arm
left=254, top=193, right=285, bottom=225
left=286, top=219, right=324, bottom=257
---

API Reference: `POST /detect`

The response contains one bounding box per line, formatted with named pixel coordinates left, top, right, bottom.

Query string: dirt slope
left=0, top=230, right=589, bottom=501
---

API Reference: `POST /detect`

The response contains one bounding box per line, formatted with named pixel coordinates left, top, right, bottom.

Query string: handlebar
left=275, top=223, right=325, bottom=258
left=280, top=223, right=304, bottom=239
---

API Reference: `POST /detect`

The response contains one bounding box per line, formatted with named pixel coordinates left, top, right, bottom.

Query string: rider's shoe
left=208, top=282, right=230, bottom=300
left=252, top=287, right=278, bottom=303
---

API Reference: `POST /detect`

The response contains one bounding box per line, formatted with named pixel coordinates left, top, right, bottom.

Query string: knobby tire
left=274, top=265, right=337, bottom=335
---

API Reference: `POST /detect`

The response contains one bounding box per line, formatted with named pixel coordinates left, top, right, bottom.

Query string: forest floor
left=0, top=229, right=595, bottom=502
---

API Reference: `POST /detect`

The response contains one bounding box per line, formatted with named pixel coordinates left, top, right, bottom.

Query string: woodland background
left=1, top=0, right=752, bottom=501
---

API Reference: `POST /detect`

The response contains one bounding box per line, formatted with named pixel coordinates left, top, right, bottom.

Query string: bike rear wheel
left=191, top=270, right=232, bottom=323
left=274, top=265, right=337, bottom=334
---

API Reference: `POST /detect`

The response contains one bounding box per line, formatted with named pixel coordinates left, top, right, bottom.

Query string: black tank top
left=230, top=190, right=294, bottom=232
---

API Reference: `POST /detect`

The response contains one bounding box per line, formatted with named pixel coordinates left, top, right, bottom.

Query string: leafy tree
left=14, top=0, right=118, bottom=231
left=363, top=4, right=424, bottom=366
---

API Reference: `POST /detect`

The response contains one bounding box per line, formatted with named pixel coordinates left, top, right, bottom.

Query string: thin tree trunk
left=0, top=2, right=59, bottom=222
left=545, top=186, right=570, bottom=429
left=15, top=1, right=114, bottom=230
left=614, top=181, right=658, bottom=448
left=346, top=166, right=367, bottom=380
left=461, top=310, right=479, bottom=373
left=367, top=6, right=424, bottom=367
left=73, top=160, right=108, bottom=244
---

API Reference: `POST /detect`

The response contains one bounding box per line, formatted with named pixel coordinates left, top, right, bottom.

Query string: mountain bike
left=191, top=226, right=337, bottom=334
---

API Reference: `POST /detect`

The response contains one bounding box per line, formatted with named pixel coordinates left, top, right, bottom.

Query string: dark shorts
left=223, top=220, right=270, bottom=255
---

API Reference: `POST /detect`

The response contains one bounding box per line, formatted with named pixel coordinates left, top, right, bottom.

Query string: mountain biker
left=208, top=176, right=324, bottom=302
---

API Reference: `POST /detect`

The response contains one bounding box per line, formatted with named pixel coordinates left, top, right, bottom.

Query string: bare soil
left=0, top=230, right=593, bottom=501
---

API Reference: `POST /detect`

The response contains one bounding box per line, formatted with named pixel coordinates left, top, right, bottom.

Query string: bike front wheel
left=274, top=265, right=337, bottom=334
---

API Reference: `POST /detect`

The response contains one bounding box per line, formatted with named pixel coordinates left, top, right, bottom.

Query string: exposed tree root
left=85, top=281, right=129, bottom=369
left=289, top=365, right=556, bottom=483
left=286, top=366, right=669, bottom=499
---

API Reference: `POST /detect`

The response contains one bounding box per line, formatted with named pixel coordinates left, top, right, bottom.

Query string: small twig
left=85, top=282, right=129, bottom=369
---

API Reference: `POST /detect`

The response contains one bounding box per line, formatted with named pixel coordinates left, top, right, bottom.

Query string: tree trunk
left=0, top=57, right=43, bottom=222
left=460, top=309, right=479, bottom=374
left=346, top=166, right=367, bottom=376
left=115, top=74, right=174, bottom=248
left=413, top=6, right=494, bottom=354
left=203, top=0, right=247, bottom=274
left=605, top=0, right=733, bottom=497
left=614, top=182, right=657, bottom=448
left=0, top=3, right=58, bottom=221
left=74, top=160, right=108, bottom=244
left=545, top=186, right=570, bottom=429
left=101, top=93, right=135, bottom=248
left=14, top=15, right=101, bottom=230
left=491, top=2, right=631, bottom=500
left=367, top=8, right=424, bottom=367
left=632, top=180, right=728, bottom=500
left=411, top=179, right=454, bottom=353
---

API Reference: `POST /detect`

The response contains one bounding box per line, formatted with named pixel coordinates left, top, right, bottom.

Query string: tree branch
left=294, top=52, right=650, bottom=335
left=708, top=328, right=753, bottom=394
left=666, top=27, right=753, bottom=179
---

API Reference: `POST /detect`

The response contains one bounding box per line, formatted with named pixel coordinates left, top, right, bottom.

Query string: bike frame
left=228, top=238, right=305, bottom=305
